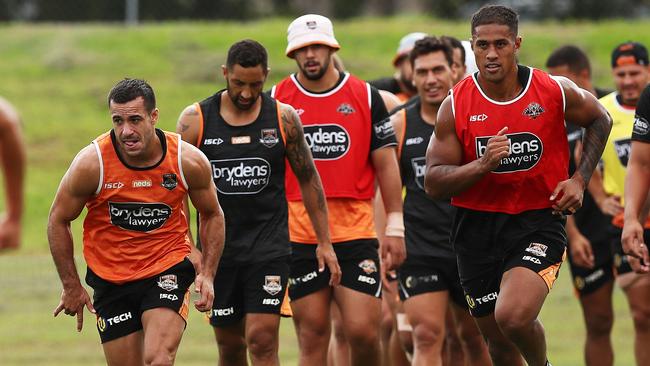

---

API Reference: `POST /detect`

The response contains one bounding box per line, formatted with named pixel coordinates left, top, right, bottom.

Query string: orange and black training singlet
left=83, top=129, right=191, bottom=284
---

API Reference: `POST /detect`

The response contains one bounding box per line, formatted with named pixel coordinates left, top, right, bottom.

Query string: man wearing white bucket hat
left=271, top=14, right=406, bottom=366
left=370, top=32, right=427, bottom=103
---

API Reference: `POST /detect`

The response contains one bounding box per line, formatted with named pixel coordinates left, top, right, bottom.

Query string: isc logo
left=358, top=275, right=377, bottom=285
left=469, top=114, right=488, bottom=122
left=263, top=298, right=280, bottom=306
left=104, top=182, right=124, bottom=189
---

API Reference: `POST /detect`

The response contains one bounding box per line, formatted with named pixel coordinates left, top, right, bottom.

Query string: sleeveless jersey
left=599, top=92, right=650, bottom=228
left=451, top=67, right=568, bottom=214
left=398, top=101, right=455, bottom=259
left=272, top=72, right=392, bottom=244
left=83, top=129, right=191, bottom=284
left=600, top=92, right=634, bottom=199
left=197, top=91, right=289, bottom=263
left=271, top=72, right=376, bottom=201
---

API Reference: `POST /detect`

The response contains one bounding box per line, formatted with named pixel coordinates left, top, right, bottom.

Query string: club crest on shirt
left=263, top=275, right=282, bottom=295
left=337, top=103, right=355, bottom=116
left=157, top=274, right=178, bottom=291
left=523, top=102, right=545, bottom=119
left=260, top=128, right=280, bottom=148
left=161, top=173, right=177, bottom=190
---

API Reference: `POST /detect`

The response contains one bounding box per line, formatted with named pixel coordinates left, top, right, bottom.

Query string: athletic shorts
left=210, top=256, right=290, bottom=327
left=289, top=239, right=382, bottom=300
left=567, top=239, right=614, bottom=295
left=397, top=256, right=466, bottom=307
left=86, top=257, right=195, bottom=344
left=610, top=226, right=650, bottom=276
left=451, top=208, right=567, bottom=318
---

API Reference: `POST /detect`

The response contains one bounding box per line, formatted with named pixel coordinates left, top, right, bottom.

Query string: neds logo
left=476, top=132, right=543, bottom=173
left=109, top=202, right=172, bottom=232
left=410, top=157, right=426, bottom=190
left=614, top=138, right=631, bottom=167
left=303, top=124, right=350, bottom=160
left=211, top=158, right=271, bottom=194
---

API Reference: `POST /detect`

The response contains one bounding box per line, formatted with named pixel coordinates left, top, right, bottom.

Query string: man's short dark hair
left=108, top=78, right=156, bottom=112
left=409, top=36, right=454, bottom=68
left=471, top=5, right=518, bottom=36
left=441, top=35, right=465, bottom=65
left=545, top=45, right=592, bottom=76
left=226, top=39, right=268, bottom=70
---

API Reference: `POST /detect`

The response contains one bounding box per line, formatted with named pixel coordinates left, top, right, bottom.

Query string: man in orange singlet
left=48, top=78, right=225, bottom=365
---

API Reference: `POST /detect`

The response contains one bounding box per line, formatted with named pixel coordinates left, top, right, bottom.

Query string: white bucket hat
left=286, top=14, right=340, bottom=58
left=392, top=32, right=427, bottom=66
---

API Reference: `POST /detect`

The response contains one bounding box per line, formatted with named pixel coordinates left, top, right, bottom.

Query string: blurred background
left=0, top=0, right=646, bottom=364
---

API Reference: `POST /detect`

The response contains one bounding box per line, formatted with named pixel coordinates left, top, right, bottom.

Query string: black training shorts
left=86, top=257, right=195, bottom=343
left=451, top=208, right=567, bottom=318
left=397, top=255, right=466, bottom=307
left=289, top=239, right=382, bottom=300
left=209, top=256, right=290, bottom=327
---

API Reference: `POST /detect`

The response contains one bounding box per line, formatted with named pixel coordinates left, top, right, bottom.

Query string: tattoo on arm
left=577, top=114, right=610, bottom=186
left=282, top=106, right=326, bottom=211
left=179, top=123, right=190, bottom=132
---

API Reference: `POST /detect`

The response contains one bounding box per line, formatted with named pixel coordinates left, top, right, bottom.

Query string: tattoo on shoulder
left=179, top=123, right=191, bottom=132
left=185, top=106, right=199, bottom=116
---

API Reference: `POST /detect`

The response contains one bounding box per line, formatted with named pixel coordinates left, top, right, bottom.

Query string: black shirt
left=197, top=91, right=289, bottom=264
left=399, top=100, right=455, bottom=260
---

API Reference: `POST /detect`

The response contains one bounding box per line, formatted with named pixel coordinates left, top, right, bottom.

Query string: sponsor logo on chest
left=614, top=138, right=631, bottom=167
left=303, top=124, right=350, bottom=160
left=475, top=132, right=543, bottom=173
left=109, top=202, right=172, bottom=232
left=410, top=157, right=426, bottom=190
left=211, top=158, right=271, bottom=195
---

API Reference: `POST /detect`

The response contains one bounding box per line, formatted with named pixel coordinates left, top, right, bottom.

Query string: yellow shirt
left=599, top=92, right=635, bottom=199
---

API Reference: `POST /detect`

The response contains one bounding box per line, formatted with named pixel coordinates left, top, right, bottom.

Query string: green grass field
left=0, top=16, right=644, bottom=364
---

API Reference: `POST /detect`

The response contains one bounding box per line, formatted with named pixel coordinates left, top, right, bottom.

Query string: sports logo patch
left=109, top=202, right=172, bottom=232
left=157, top=274, right=178, bottom=291
left=410, top=157, right=426, bottom=190
left=358, top=259, right=377, bottom=274
left=634, top=116, right=650, bottom=136
left=97, top=317, right=106, bottom=332
left=303, top=124, right=350, bottom=160
left=263, top=275, right=282, bottom=296
left=465, top=294, right=476, bottom=309
left=232, top=136, right=251, bottom=144
left=476, top=132, right=543, bottom=173
left=337, top=103, right=355, bottom=116
left=374, top=119, right=396, bottom=140
left=260, top=128, right=280, bottom=148
left=306, top=20, right=317, bottom=29
left=525, top=242, right=548, bottom=257
left=161, top=173, right=177, bottom=191
left=211, top=157, right=271, bottom=195
left=523, top=102, right=545, bottom=119
left=614, top=138, right=631, bottom=167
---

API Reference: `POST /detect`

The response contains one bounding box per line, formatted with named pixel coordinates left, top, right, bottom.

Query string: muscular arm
left=48, top=146, right=98, bottom=329
left=280, top=103, right=330, bottom=246
left=176, top=104, right=203, bottom=245
left=182, top=142, right=224, bottom=280
left=625, top=142, right=650, bottom=224
left=48, top=146, right=99, bottom=290
left=0, top=98, right=25, bottom=249
left=424, top=96, right=499, bottom=199
left=559, top=77, right=612, bottom=189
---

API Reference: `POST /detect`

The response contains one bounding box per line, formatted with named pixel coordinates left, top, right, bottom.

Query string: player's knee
left=412, top=323, right=445, bottom=350
left=398, top=330, right=414, bottom=354
left=345, top=324, right=380, bottom=348
left=246, top=328, right=277, bottom=360
left=584, top=311, right=613, bottom=337
left=494, top=305, right=535, bottom=338
left=631, top=305, right=650, bottom=333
